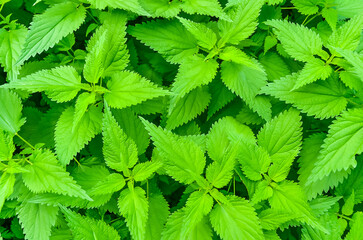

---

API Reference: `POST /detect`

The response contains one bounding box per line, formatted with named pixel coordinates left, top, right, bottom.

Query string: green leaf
left=258, top=209, right=293, bottom=230
left=104, top=71, right=168, bottom=109
left=269, top=181, right=324, bottom=231
left=333, top=0, right=363, bottom=18
left=265, top=19, right=323, bottom=62
left=0, top=89, right=26, bottom=134
left=17, top=202, right=59, bottom=240
left=177, top=17, right=217, bottom=50
left=0, top=25, right=27, bottom=81
left=237, top=142, right=271, bottom=181
left=298, top=133, right=350, bottom=200
left=345, top=212, right=363, bottom=240
left=118, top=186, right=149, bottom=240
left=73, top=92, right=96, bottom=132
left=209, top=195, right=264, bottom=240
left=308, top=108, right=363, bottom=183
left=219, top=46, right=260, bottom=69
left=182, top=0, right=229, bottom=20
left=88, top=173, right=125, bottom=196
left=257, top=109, right=303, bottom=182
left=22, top=149, right=91, bottom=201
left=206, top=144, right=240, bottom=188
left=0, top=173, right=15, bottom=211
left=328, top=15, right=363, bottom=52
left=207, top=116, right=255, bottom=162
left=336, top=49, right=363, bottom=80
left=166, top=86, right=211, bottom=130
left=264, top=35, right=278, bottom=54
left=145, top=194, right=169, bottom=240
left=141, top=118, right=206, bottom=185
left=132, top=161, right=161, bottom=182
left=181, top=191, right=214, bottom=238
left=6, top=66, right=85, bottom=103
left=261, top=73, right=349, bottom=119
left=171, top=54, right=218, bottom=99
left=128, top=19, right=198, bottom=64
left=291, top=0, right=319, bottom=15
left=221, top=60, right=271, bottom=120
left=322, top=7, right=338, bottom=30
left=139, top=0, right=181, bottom=18
left=342, top=191, right=355, bottom=216
left=17, top=2, right=86, bottom=64
left=251, top=180, right=273, bottom=205
left=102, top=105, right=138, bottom=173
left=259, top=52, right=291, bottom=81
left=87, top=0, right=149, bottom=16
left=0, top=131, right=15, bottom=161
left=293, top=58, right=332, bottom=89
left=61, top=206, right=121, bottom=240
left=111, top=108, right=150, bottom=155
left=55, top=106, right=102, bottom=165
left=162, top=210, right=212, bottom=240
left=218, top=0, right=264, bottom=46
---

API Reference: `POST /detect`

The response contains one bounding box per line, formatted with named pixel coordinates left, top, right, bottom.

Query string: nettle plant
left=0, top=0, right=363, bottom=239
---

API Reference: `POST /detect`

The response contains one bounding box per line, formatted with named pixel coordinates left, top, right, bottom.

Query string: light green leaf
left=251, top=180, right=273, bottom=205
left=219, top=46, right=259, bottom=69
left=328, top=15, right=363, bottom=52
left=221, top=60, right=271, bottom=120
left=259, top=52, right=291, bottom=81
left=17, top=2, right=86, bottom=64
left=265, top=19, right=323, bottom=62
left=218, top=0, right=264, bottom=46
left=333, top=0, right=363, bottom=18
left=167, top=86, right=210, bottom=130
left=210, top=195, right=264, bottom=240
left=22, top=149, right=91, bottom=201
left=88, top=173, right=125, bottom=196
left=322, top=7, right=338, bottom=30
left=6, top=66, right=85, bottom=103
left=182, top=0, right=229, bottom=20
left=237, top=142, right=271, bottom=181
left=73, top=92, right=96, bottom=132
left=181, top=191, right=214, bottom=238
left=257, top=109, right=303, bottom=182
left=269, top=181, right=324, bottom=231
left=0, top=130, right=15, bottom=161
left=264, top=35, right=278, bottom=54
left=145, top=194, right=169, bottom=240
left=291, top=0, right=319, bottom=15
left=0, top=25, right=27, bottom=81
left=104, top=71, right=168, bottom=109
left=102, top=105, right=138, bottom=173
left=177, top=17, right=217, bottom=50
left=87, top=0, right=149, bottom=16
left=207, top=116, right=255, bottom=162
left=17, top=202, right=59, bottom=240
left=55, top=106, right=102, bottom=165
left=258, top=209, right=294, bottom=230
left=128, top=19, right=198, bottom=64
left=298, top=133, right=350, bottom=200
left=0, top=173, right=15, bottom=211
left=111, top=108, right=150, bottom=155
left=118, top=186, right=149, bottom=240
left=141, top=118, right=206, bottom=185
left=261, top=73, right=348, bottom=119
left=139, top=0, right=181, bottom=18
left=342, top=191, right=355, bottom=216
left=171, top=54, right=218, bottom=99
left=336, top=49, right=363, bottom=80
left=293, top=58, right=332, bottom=89
left=308, top=108, right=363, bottom=183
left=0, top=89, right=26, bottom=134
left=61, top=206, right=121, bottom=240
left=132, top=161, right=161, bottom=182
left=162, top=210, right=212, bottom=240
left=345, top=212, right=363, bottom=240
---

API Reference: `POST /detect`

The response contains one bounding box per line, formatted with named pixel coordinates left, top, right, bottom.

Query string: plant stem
left=15, top=133, right=35, bottom=150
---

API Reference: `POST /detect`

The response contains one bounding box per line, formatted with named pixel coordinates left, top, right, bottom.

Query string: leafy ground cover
left=0, top=0, right=363, bottom=239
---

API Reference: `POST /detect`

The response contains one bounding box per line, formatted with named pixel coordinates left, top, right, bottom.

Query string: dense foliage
left=0, top=0, right=363, bottom=239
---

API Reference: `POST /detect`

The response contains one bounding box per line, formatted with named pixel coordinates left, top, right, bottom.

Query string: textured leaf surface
left=7, top=66, right=84, bottom=102
left=308, top=108, right=363, bottom=183
left=0, top=89, right=26, bottom=134
left=55, top=106, right=102, bottom=165
left=17, top=2, right=86, bottom=63
left=265, top=19, right=323, bottom=62
left=22, top=149, right=91, bottom=200
left=209, top=195, right=264, bottom=240
left=104, top=71, right=168, bottom=109
left=118, top=187, right=148, bottom=240
left=0, top=173, right=15, bottom=211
